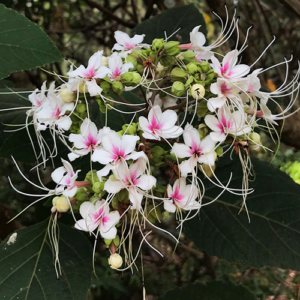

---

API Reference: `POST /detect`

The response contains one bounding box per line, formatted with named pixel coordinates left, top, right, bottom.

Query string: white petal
left=160, top=109, right=178, bottom=130
left=96, top=65, right=111, bottom=79
left=67, top=65, right=86, bottom=78
left=121, top=134, right=139, bottom=155
left=63, top=186, right=77, bottom=198
left=91, top=147, right=114, bottom=164
left=104, top=178, right=124, bottom=194
left=86, top=80, right=102, bottom=97
left=55, top=116, right=72, bottom=131
left=183, top=126, right=201, bottom=148
left=222, top=50, right=238, bottom=70
left=164, top=200, right=176, bottom=213
left=205, top=114, right=221, bottom=132
left=198, top=152, right=215, bottom=166
left=131, top=34, right=145, bottom=45
left=207, top=97, right=225, bottom=112
left=126, top=151, right=147, bottom=161
left=68, top=152, right=80, bottom=161
left=200, top=135, right=215, bottom=153
left=97, top=164, right=114, bottom=181
left=129, top=190, right=143, bottom=210
left=87, top=51, right=103, bottom=71
left=179, top=158, right=195, bottom=177
left=69, top=133, right=86, bottom=149
left=230, top=64, right=250, bottom=79
left=171, top=143, right=191, bottom=158
left=51, top=167, right=65, bottom=184
left=122, top=62, right=134, bottom=73
left=79, top=201, right=97, bottom=218
left=210, top=131, right=226, bottom=142
left=114, top=31, right=131, bottom=46
left=135, top=174, right=156, bottom=191
left=101, top=131, right=121, bottom=153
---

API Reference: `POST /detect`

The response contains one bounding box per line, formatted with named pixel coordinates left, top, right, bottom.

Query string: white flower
left=112, top=31, right=145, bottom=54
left=68, top=118, right=111, bottom=161
left=172, top=124, right=216, bottom=177
left=67, top=51, right=106, bottom=96
left=139, top=105, right=183, bottom=140
left=211, top=50, right=250, bottom=81
left=104, top=159, right=156, bottom=210
left=164, top=178, right=200, bottom=213
left=51, top=159, right=80, bottom=197
left=75, top=200, right=120, bottom=239
left=27, top=81, right=47, bottom=116
left=205, top=106, right=252, bottom=142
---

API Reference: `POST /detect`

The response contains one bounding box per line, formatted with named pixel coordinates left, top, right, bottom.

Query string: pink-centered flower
left=104, top=159, right=156, bottom=210
left=164, top=178, right=200, bottom=213
left=172, top=124, right=216, bottom=177
left=205, top=106, right=252, bottom=142
left=139, top=105, right=183, bottom=140
left=112, top=31, right=146, bottom=55
left=27, top=81, right=47, bottom=116
left=68, top=118, right=111, bottom=161
left=75, top=200, right=120, bottom=238
left=51, top=159, right=80, bottom=198
left=211, top=50, right=250, bottom=81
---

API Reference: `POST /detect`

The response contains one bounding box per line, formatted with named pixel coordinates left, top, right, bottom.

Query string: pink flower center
left=111, top=67, right=122, bottom=79
left=83, top=66, right=96, bottom=79
left=220, top=62, right=234, bottom=78
left=52, top=105, right=61, bottom=118
left=91, top=207, right=109, bottom=225
left=220, top=82, right=231, bottom=95
left=125, top=170, right=140, bottom=186
left=147, top=116, right=163, bottom=135
left=189, top=140, right=203, bottom=157
left=170, top=186, right=184, bottom=203
left=111, top=145, right=126, bottom=162
left=124, top=42, right=135, bottom=50
left=84, top=133, right=98, bottom=150
left=217, top=114, right=234, bottom=133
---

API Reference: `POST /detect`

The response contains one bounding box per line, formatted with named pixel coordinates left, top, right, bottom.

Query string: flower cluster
left=5, top=10, right=300, bottom=272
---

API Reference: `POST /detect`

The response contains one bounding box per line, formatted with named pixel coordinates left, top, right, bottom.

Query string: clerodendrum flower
left=75, top=200, right=120, bottom=239
left=205, top=106, right=252, bottom=142
left=172, top=124, right=215, bottom=177
left=68, top=118, right=111, bottom=161
left=139, top=105, right=183, bottom=140
left=112, top=30, right=146, bottom=54
left=104, top=159, right=156, bottom=210
left=164, top=178, right=200, bottom=213
left=92, top=130, right=147, bottom=180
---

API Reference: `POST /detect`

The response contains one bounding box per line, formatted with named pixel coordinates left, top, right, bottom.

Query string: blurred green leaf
left=0, top=4, right=62, bottom=80
left=157, top=281, right=256, bottom=300
left=185, top=156, right=300, bottom=270
left=133, top=4, right=207, bottom=44
left=0, top=218, right=93, bottom=299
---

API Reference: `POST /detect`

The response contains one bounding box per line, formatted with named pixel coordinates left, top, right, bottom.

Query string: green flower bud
left=191, top=84, right=205, bottom=99
left=171, top=81, right=185, bottom=97
left=185, top=75, right=195, bottom=88
left=75, top=187, right=89, bottom=201
left=152, top=38, right=165, bottom=52
left=121, top=72, right=134, bottom=85
left=112, top=81, right=123, bottom=94
left=160, top=55, right=175, bottom=67
left=117, top=130, right=123, bottom=137
left=131, top=72, right=141, bottom=85
left=151, top=146, right=165, bottom=157
left=170, top=67, right=187, bottom=82
left=60, top=88, right=75, bottom=103
left=215, top=146, right=223, bottom=157
left=84, top=170, right=99, bottom=184
left=199, top=61, right=211, bottom=73
left=186, top=63, right=198, bottom=75
left=182, top=50, right=196, bottom=63
left=112, top=197, right=119, bottom=209
left=198, top=124, right=209, bottom=140
left=164, top=41, right=181, bottom=56
left=97, top=98, right=107, bottom=114
left=206, top=69, right=216, bottom=81
left=249, top=132, right=261, bottom=144
left=100, top=81, right=111, bottom=93
left=136, top=62, right=144, bottom=74
left=127, top=124, right=137, bottom=135
left=113, top=235, right=120, bottom=247
left=104, top=238, right=112, bottom=247
left=125, top=55, right=137, bottom=69
left=76, top=103, right=86, bottom=114
left=93, top=181, right=105, bottom=194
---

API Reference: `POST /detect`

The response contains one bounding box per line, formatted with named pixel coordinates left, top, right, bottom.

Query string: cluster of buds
left=5, top=9, right=300, bottom=272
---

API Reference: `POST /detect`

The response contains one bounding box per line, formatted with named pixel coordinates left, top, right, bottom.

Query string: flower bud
left=191, top=84, right=205, bottom=99
left=117, top=130, right=123, bottom=137
left=52, top=196, right=70, bottom=213
left=170, top=67, right=187, bottom=82
left=78, top=82, right=88, bottom=94
left=199, top=61, right=211, bottom=73
left=75, top=188, right=89, bottom=201
left=151, top=157, right=164, bottom=166
left=171, top=81, right=185, bottom=97
left=186, top=63, right=198, bottom=75
left=131, top=72, right=141, bottom=85
left=100, top=81, right=111, bottom=93
left=160, top=55, right=175, bottom=67
left=104, top=238, right=112, bottom=247
left=93, top=181, right=105, bottom=194
left=112, top=81, right=123, bottom=94
left=199, top=163, right=215, bottom=178
left=215, top=146, right=223, bottom=157
left=151, top=146, right=165, bottom=157
left=76, top=103, right=87, bottom=114
left=60, top=88, right=75, bottom=103
left=182, top=50, right=196, bottom=63
left=164, top=41, right=181, bottom=56
left=206, top=69, right=216, bottom=81
left=113, top=235, right=120, bottom=247
left=152, top=38, right=165, bottom=52
left=198, top=124, right=209, bottom=140
left=125, top=55, right=137, bottom=69
left=102, top=56, right=109, bottom=67
left=136, top=62, right=144, bottom=74
left=121, top=72, right=134, bottom=85
left=249, top=132, right=261, bottom=144
left=108, top=253, right=123, bottom=269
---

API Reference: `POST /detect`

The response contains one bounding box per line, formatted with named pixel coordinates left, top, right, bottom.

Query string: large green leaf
left=185, top=157, right=300, bottom=270
left=0, top=4, right=62, bottom=80
left=133, top=4, right=207, bottom=44
left=157, top=281, right=256, bottom=300
left=0, top=218, right=93, bottom=300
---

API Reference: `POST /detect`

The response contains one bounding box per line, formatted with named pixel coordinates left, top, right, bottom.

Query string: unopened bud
left=121, top=72, right=133, bottom=86
left=182, top=50, right=196, bottom=63
left=61, top=88, right=75, bottom=103
left=93, top=181, right=105, bottom=194
left=108, top=253, right=123, bottom=269
left=78, top=82, right=88, bottom=94
left=76, top=103, right=87, bottom=114
left=52, top=196, right=70, bottom=213
left=164, top=41, right=181, bottom=56
left=186, top=63, right=198, bottom=75
left=249, top=132, right=261, bottom=144
left=100, top=81, right=111, bottom=93
left=191, top=84, right=205, bottom=99
left=199, top=61, right=211, bottom=73
left=198, top=124, right=209, bottom=139
left=102, top=56, right=109, bottom=67
left=170, top=67, right=187, bottom=82
left=125, top=55, right=137, bottom=69
left=112, top=81, right=123, bottom=94
left=151, top=146, right=165, bottom=157
left=131, top=72, right=141, bottom=85
left=171, top=81, right=185, bottom=97
left=199, top=163, right=215, bottom=178
left=206, top=69, right=215, bottom=81
left=113, top=235, right=120, bottom=247
left=215, top=146, right=223, bottom=157
left=152, top=38, right=165, bottom=52
left=160, top=55, right=175, bottom=67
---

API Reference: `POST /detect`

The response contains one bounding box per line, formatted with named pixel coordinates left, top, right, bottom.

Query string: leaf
left=185, top=156, right=300, bottom=270
left=133, top=4, right=207, bottom=44
left=0, top=218, right=93, bottom=300
left=0, top=4, right=62, bottom=80
left=157, top=281, right=256, bottom=300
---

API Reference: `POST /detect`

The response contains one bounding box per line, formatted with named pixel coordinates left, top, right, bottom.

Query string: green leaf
left=157, top=281, right=256, bottom=300
left=133, top=4, right=207, bottom=44
left=0, top=218, right=93, bottom=300
left=185, top=157, right=300, bottom=270
left=0, top=4, right=62, bottom=80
